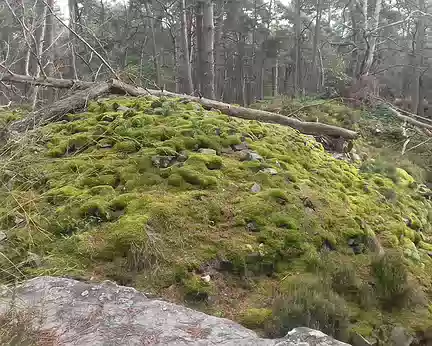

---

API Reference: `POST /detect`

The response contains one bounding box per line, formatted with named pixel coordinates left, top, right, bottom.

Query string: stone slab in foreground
left=0, top=277, right=350, bottom=346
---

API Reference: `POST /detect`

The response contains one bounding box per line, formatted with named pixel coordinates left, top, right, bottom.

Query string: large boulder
left=0, top=277, right=350, bottom=346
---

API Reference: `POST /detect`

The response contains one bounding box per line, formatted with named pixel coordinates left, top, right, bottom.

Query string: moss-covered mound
left=1, top=96, right=432, bottom=343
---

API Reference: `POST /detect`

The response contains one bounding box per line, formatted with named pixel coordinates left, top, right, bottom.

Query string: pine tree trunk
left=214, top=1, right=225, bottom=100
left=195, top=2, right=205, bottom=93
left=30, top=4, right=48, bottom=109
left=311, top=0, right=321, bottom=92
left=68, top=0, right=78, bottom=80
left=362, top=0, right=382, bottom=75
left=411, top=0, right=425, bottom=114
left=145, top=1, right=162, bottom=87
left=271, top=59, right=279, bottom=97
left=178, top=0, right=193, bottom=94
left=294, top=0, right=301, bottom=96
left=202, top=0, right=215, bottom=99
left=45, top=0, right=55, bottom=102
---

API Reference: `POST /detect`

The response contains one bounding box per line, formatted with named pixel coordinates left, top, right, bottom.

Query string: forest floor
left=1, top=95, right=432, bottom=344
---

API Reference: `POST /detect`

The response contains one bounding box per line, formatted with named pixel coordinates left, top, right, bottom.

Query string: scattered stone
left=246, top=221, right=259, bottom=232
left=0, top=277, right=350, bottom=345
left=81, top=290, right=89, bottom=297
left=251, top=183, right=261, bottom=193
left=177, top=151, right=189, bottom=162
left=201, top=274, right=211, bottom=283
left=218, top=260, right=234, bottom=272
left=232, top=142, right=249, bottom=151
left=221, top=147, right=234, bottom=154
left=351, top=153, right=361, bottom=162
left=198, top=148, right=217, bottom=155
left=302, top=197, right=315, bottom=210
left=151, top=155, right=176, bottom=168
left=390, top=326, right=413, bottom=346
left=260, top=168, right=278, bottom=175
left=0, top=231, right=6, bottom=243
left=26, top=252, right=42, bottom=268
left=351, top=332, right=375, bottom=346
left=322, top=239, right=336, bottom=252
left=243, top=151, right=263, bottom=161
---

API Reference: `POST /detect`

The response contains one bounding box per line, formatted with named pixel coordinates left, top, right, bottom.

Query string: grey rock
left=152, top=155, right=176, bottom=168
left=0, top=277, right=350, bottom=346
left=198, top=148, right=217, bottom=155
left=178, top=151, right=189, bottom=162
left=221, top=147, right=234, bottom=154
left=251, top=183, right=261, bottom=193
left=26, top=252, right=42, bottom=268
left=390, top=326, right=413, bottom=346
left=0, top=231, right=6, bottom=242
left=351, top=153, right=361, bottom=162
left=232, top=143, right=249, bottom=151
left=351, top=332, right=375, bottom=346
left=260, top=168, right=278, bottom=175
left=244, top=151, right=263, bottom=161
left=246, top=221, right=259, bottom=232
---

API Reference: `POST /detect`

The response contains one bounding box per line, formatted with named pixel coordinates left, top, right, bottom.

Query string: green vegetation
left=1, top=96, right=432, bottom=343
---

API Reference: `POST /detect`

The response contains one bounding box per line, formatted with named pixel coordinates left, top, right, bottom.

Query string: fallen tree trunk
left=4, top=74, right=358, bottom=139
left=9, top=82, right=111, bottom=132
left=387, top=106, right=432, bottom=133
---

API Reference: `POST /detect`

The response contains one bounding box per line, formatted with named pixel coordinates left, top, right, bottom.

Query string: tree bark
left=272, top=59, right=279, bottom=97
left=362, top=0, right=382, bottom=75
left=195, top=2, right=205, bottom=93
left=311, top=0, right=321, bottom=92
left=144, top=1, right=162, bottom=87
left=411, top=0, right=426, bottom=114
left=44, top=0, right=55, bottom=102
left=68, top=0, right=78, bottom=80
left=178, top=0, right=194, bottom=94
left=294, top=0, right=302, bottom=96
left=202, top=0, right=215, bottom=99
left=30, top=4, right=48, bottom=110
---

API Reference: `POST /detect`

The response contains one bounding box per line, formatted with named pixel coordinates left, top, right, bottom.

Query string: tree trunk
left=195, top=2, right=205, bottom=93
left=311, top=0, right=321, bottom=92
left=272, top=59, right=279, bottom=97
left=362, top=0, right=382, bottom=75
left=411, top=0, right=426, bottom=114
left=178, top=0, right=194, bottom=94
left=68, top=0, right=78, bottom=80
left=30, top=4, right=48, bottom=109
left=144, top=1, right=162, bottom=87
left=44, top=0, right=55, bottom=102
left=214, top=1, right=225, bottom=100
left=202, top=0, right=215, bottom=99
left=294, top=0, right=302, bottom=96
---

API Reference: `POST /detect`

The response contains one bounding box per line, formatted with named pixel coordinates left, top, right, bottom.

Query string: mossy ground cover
left=1, top=96, right=432, bottom=343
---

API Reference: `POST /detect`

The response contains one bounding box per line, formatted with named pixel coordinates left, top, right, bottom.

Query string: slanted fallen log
left=3, top=73, right=359, bottom=139
left=387, top=106, right=432, bottom=133
left=9, top=82, right=111, bottom=132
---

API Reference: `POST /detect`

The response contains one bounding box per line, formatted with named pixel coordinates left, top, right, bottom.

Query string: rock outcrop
left=0, top=277, right=350, bottom=345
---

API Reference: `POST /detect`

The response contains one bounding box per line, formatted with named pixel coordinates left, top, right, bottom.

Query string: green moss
left=183, top=276, right=215, bottom=301
left=2, top=96, right=432, bottom=341
left=186, top=154, right=223, bottom=170
left=114, top=141, right=139, bottom=153
left=79, top=198, right=109, bottom=220
left=240, top=308, right=272, bottom=329
left=89, top=185, right=115, bottom=196
left=46, top=186, right=83, bottom=204
left=177, top=167, right=217, bottom=188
